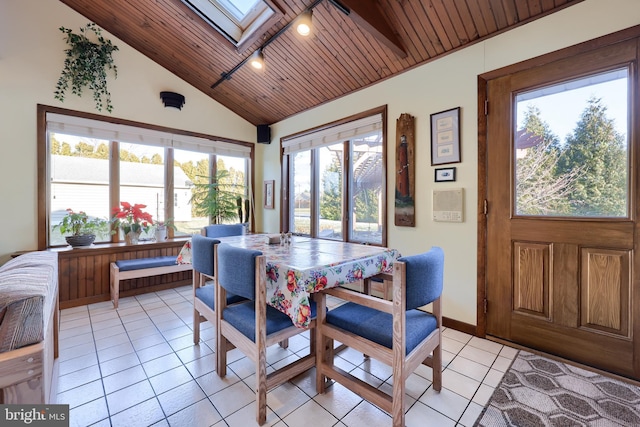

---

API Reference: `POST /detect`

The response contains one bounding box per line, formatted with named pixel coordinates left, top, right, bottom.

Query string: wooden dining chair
left=192, top=234, right=245, bottom=344
left=315, top=247, right=444, bottom=427
left=214, top=243, right=317, bottom=425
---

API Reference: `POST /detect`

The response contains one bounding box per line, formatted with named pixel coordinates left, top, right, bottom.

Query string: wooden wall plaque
left=395, top=113, right=415, bottom=226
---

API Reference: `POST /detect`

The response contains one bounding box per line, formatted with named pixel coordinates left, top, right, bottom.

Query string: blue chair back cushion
left=191, top=235, right=220, bottom=276
left=223, top=300, right=318, bottom=341
left=115, top=256, right=177, bottom=271
left=194, top=284, right=246, bottom=309
left=216, top=243, right=262, bottom=300
left=326, top=303, right=437, bottom=354
left=400, top=246, right=444, bottom=310
left=204, top=224, right=245, bottom=238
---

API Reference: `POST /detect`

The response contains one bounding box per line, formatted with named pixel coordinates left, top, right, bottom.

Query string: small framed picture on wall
left=264, top=180, right=275, bottom=209
left=435, top=167, right=456, bottom=182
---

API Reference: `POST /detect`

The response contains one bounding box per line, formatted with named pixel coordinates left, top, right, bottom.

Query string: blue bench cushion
left=327, top=303, right=437, bottom=354
left=115, top=256, right=178, bottom=271
left=194, top=284, right=246, bottom=309
left=223, top=300, right=318, bottom=341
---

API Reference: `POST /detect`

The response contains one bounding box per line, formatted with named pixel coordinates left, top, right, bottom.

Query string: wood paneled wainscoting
left=50, top=239, right=191, bottom=309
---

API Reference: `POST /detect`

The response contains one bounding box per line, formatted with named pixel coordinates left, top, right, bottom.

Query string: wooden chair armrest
left=323, top=287, right=393, bottom=314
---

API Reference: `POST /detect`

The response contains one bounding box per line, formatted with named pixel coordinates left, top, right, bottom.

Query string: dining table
left=204, top=234, right=400, bottom=328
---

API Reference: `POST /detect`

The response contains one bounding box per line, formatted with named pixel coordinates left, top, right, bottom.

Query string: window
left=49, top=134, right=111, bottom=246
left=120, top=143, right=166, bottom=241
left=282, top=107, right=387, bottom=246
left=349, top=136, right=383, bottom=242
left=514, top=68, right=629, bottom=217
left=41, top=108, right=253, bottom=247
left=318, top=144, right=344, bottom=240
left=181, top=0, right=281, bottom=50
left=291, top=150, right=311, bottom=235
left=174, top=150, right=249, bottom=235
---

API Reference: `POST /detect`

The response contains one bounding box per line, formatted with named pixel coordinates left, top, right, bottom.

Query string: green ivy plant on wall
left=54, top=23, right=118, bottom=112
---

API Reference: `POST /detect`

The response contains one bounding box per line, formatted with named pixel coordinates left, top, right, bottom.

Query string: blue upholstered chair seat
left=327, top=303, right=437, bottom=354
left=223, top=300, right=318, bottom=342
left=195, top=284, right=245, bottom=309
left=115, top=256, right=177, bottom=271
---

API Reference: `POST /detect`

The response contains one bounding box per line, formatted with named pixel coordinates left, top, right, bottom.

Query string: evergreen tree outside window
left=514, top=69, right=629, bottom=218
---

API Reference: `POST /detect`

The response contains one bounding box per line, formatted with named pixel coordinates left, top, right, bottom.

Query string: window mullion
left=110, top=140, right=120, bottom=243
left=342, top=140, right=350, bottom=242
left=311, top=149, right=319, bottom=237
left=165, top=147, right=175, bottom=238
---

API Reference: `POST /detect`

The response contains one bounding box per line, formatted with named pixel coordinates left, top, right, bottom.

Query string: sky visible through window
left=218, top=0, right=261, bottom=20
left=516, top=73, right=628, bottom=143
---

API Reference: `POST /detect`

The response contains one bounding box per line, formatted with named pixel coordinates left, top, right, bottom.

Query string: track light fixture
left=249, top=49, right=265, bottom=70
left=296, top=10, right=313, bottom=36
left=211, top=0, right=350, bottom=90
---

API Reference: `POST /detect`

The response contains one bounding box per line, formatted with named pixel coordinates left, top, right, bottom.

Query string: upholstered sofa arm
left=0, top=252, right=58, bottom=352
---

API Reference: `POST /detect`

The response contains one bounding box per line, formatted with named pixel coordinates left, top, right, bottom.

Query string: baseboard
left=443, top=317, right=476, bottom=336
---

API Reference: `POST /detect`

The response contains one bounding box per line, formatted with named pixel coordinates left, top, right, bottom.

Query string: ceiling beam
left=336, top=0, right=407, bottom=58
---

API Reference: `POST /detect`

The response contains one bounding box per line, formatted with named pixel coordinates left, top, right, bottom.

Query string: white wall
left=259, top=0, right=640, bottom=325
left=0, top=0, right=256, bottom=263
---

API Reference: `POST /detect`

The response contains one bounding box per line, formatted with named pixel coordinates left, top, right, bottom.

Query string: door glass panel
left=291, top=150, right=311, bottom=235
left=514, top=68, right=629, bottom=217
left=318, top=143, right=344, bottom=240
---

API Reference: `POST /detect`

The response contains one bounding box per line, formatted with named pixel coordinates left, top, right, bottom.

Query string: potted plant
left=54, top=23, right=119, bottom=113
left=53, top=208, right=110, bottom=247
left=190, top=169, right=248, bottom=224
left=153, top=218, right=176, bottom=242
left=111, top=202, right=154, bottom=244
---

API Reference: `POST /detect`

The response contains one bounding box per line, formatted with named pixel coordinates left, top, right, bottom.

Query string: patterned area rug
left=475, top=351, right=640, bottom=426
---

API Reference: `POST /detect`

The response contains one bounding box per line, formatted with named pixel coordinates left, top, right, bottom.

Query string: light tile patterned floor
left=54, top=286, right=518, bottom=427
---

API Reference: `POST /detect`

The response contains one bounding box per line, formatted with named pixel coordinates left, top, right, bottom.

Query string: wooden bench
left=109, top=256, right=191, bottom=308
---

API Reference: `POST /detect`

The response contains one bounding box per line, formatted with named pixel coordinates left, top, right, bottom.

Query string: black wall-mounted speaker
left=160, top=91, right=185, bottom=110
left=257, top=124, right=271, bottom=144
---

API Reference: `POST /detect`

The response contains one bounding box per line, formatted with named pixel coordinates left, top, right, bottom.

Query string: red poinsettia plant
left=111, top=202, right=154, bottom=235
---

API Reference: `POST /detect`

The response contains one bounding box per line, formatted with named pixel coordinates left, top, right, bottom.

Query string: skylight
left=218, top=0, right=262, bottom=22
left=182, top=0, right=276, bottom=50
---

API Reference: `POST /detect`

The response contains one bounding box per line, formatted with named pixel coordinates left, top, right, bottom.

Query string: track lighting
left=296, top=10, right=313, bottom=36
left=211, top=0, right=349, bottom=89
left=249, top=49, right=265, bottom=70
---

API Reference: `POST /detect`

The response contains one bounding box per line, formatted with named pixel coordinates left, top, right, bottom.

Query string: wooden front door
left=485, top=39, right=640, bottom=378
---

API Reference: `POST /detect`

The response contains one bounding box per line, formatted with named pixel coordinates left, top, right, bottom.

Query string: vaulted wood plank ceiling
left=59, top=0, right=583, bottom=126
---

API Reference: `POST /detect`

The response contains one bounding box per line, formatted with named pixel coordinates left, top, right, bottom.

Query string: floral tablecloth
left=179, top=234, right=400, bottom=328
